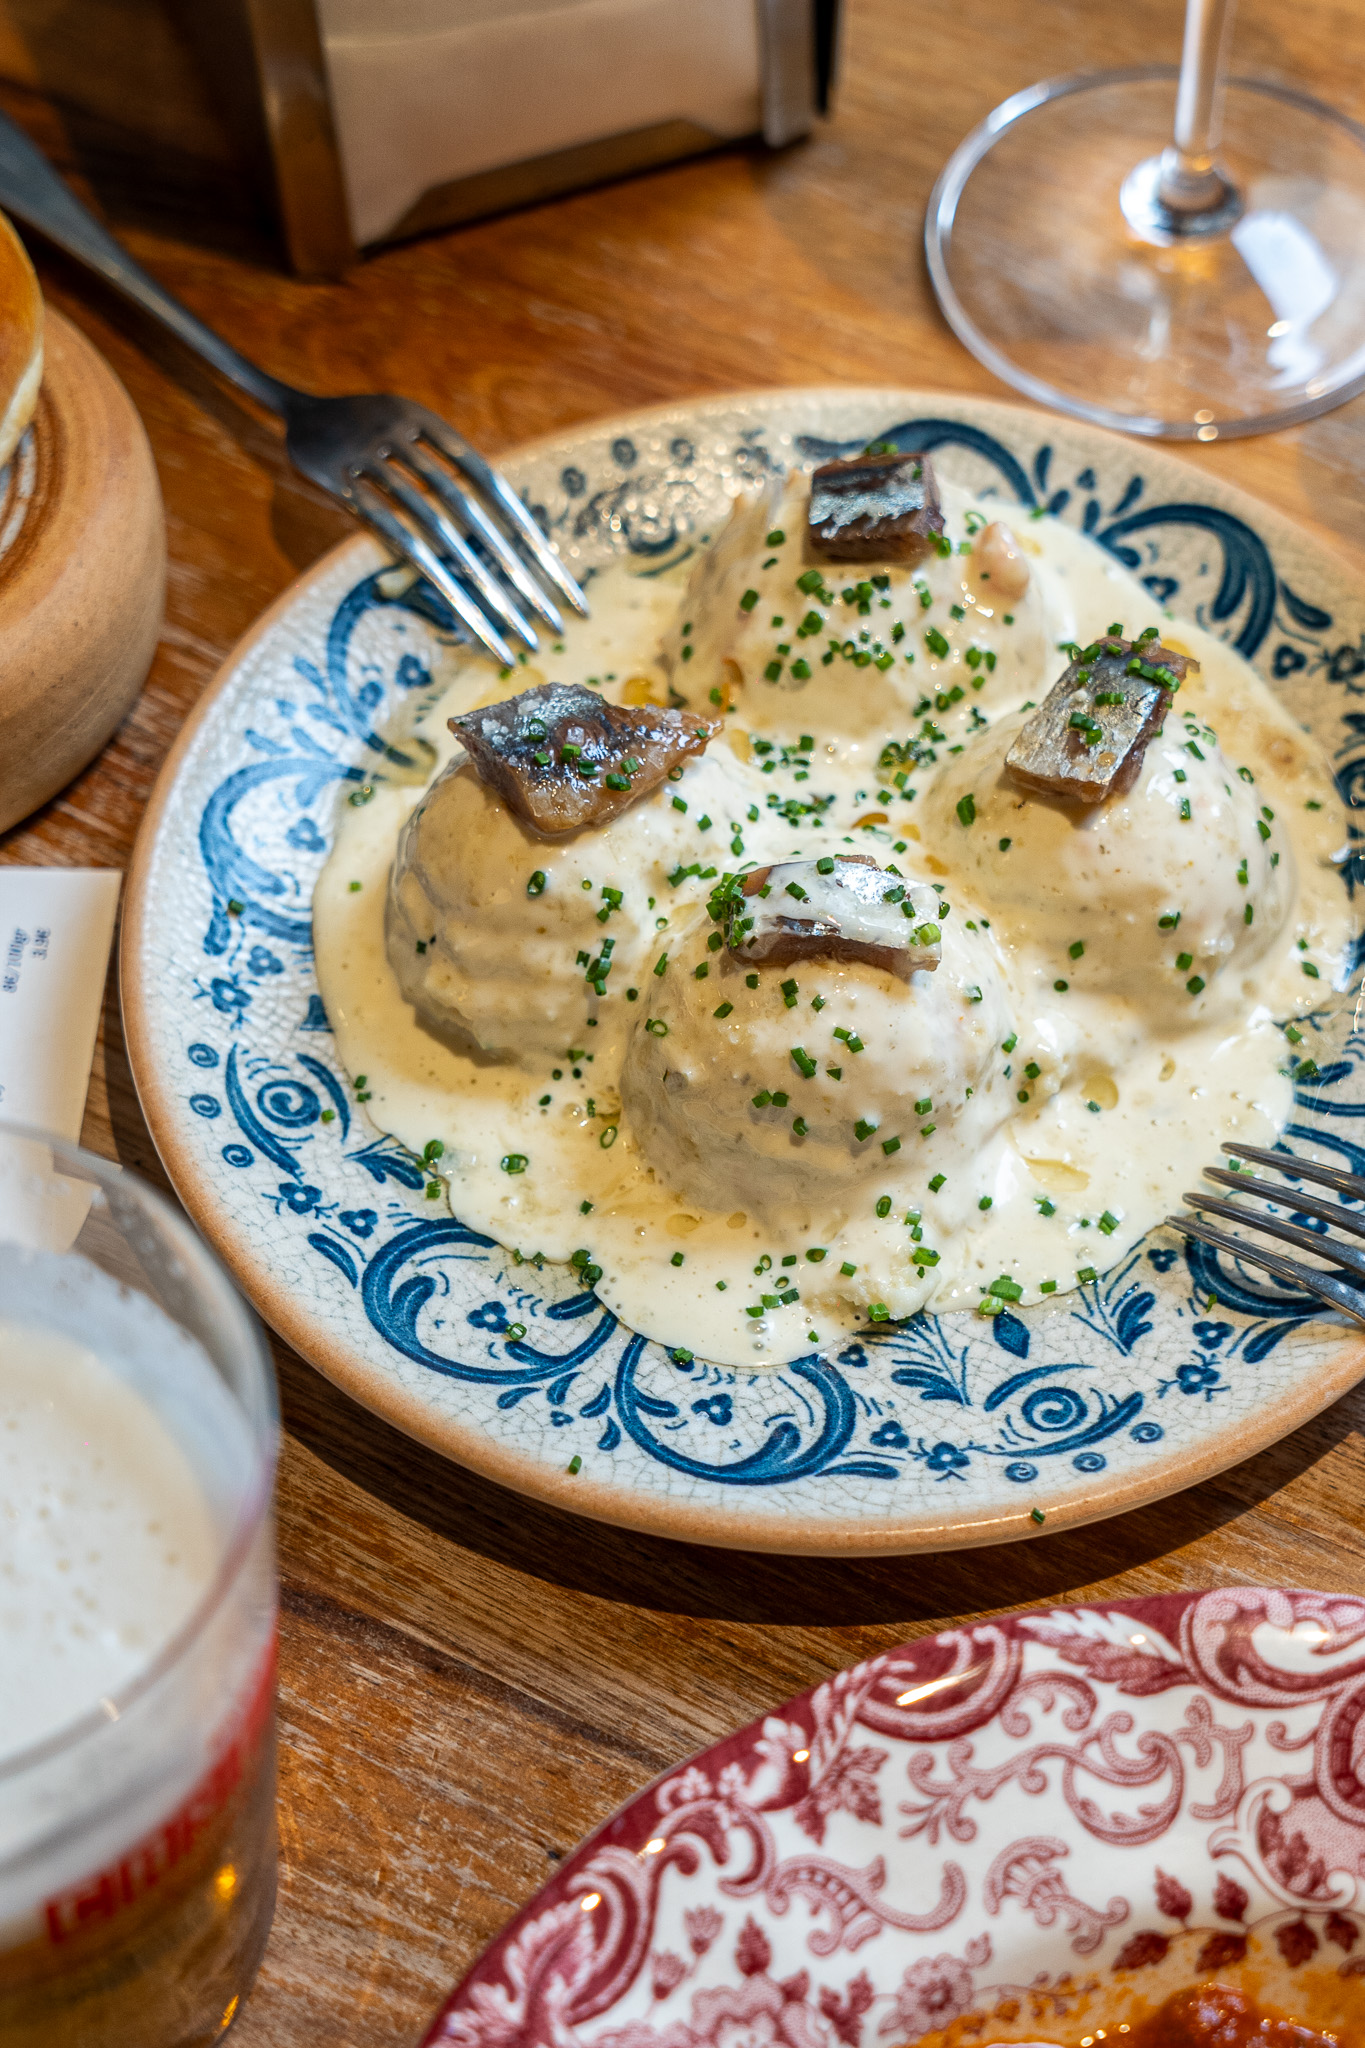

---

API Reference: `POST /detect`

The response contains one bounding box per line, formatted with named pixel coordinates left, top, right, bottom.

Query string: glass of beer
left=0, top=1122, right=279, bottom=2046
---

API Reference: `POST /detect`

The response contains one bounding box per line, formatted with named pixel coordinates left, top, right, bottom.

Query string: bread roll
left=0, top=209, right=42, bottom=472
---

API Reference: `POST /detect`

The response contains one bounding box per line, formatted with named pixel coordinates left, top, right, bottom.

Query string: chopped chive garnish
left=929, top=1173, right=946, bottom=1191
left=500, top=1154, right=528, bottom=1174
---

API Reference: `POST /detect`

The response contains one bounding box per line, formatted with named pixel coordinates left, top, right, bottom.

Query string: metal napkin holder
left=197, top=0, right=841, bottom=274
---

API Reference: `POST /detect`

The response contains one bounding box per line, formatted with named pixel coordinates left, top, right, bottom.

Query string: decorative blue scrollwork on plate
left=147, top=395, right=1365, bottom=1525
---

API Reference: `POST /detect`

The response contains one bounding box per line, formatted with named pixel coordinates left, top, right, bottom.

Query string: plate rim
left=416, top=1583, right=1360, bottom=2046
left=122, top=382, right=1365, bottom=1555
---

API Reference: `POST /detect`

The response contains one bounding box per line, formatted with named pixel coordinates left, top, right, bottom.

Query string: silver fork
left=1174, top=1141, right=1365, bottom=1328
left=0, top=110, right=587, bottom=667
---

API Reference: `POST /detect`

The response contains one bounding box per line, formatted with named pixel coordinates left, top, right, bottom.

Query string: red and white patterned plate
left=422, top=1588, right=1365, bottom=2046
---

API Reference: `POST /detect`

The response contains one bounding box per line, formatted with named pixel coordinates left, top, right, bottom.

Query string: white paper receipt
left=0, top=869, right=121, bottom=1141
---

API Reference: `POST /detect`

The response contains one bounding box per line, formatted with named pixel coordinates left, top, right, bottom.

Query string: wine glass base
left=926, top=68, right=1365, bottom=439
left=1120, top=153, right=1244, bottom=245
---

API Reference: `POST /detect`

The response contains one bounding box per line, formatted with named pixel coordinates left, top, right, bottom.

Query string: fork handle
left=0, top=109, right=293, bottom=417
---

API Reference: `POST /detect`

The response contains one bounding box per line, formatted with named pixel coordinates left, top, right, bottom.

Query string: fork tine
left=363, top=461, right=539, bottom=651
left=1181, top=1189, right=1365, bottom=1281
left=1202, top=1167, right=1365, bottom=1242
left=1170, top=1212, right=1365, bottom=1326
left=352, top=479, right=516, bottom=667
left=1220, top=1140, right=1365, bottom=1205
left=403, top=441, right=565, bottom=634
left=416, top=412, right=589, bottom=615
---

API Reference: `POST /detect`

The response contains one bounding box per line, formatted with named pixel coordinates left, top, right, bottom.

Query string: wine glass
left=925, top=0, right=1365, bottom=439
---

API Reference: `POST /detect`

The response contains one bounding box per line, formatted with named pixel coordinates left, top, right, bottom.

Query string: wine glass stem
left=1162, top=0, right=1240, bottom=210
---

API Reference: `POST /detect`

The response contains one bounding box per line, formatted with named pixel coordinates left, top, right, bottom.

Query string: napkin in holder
left=205, top=0, right=840, bottom=269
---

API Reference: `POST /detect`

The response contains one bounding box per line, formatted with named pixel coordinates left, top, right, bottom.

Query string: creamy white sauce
left=314, top=484, right=1353, bottom=1368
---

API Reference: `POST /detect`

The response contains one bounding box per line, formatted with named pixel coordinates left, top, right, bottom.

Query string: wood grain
left=2, top=0, right=1365, bottom=2040
left=0, top=306, right=164, bottom=831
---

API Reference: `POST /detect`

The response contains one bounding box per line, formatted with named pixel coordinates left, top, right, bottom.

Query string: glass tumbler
left=0, top=1122, right=279, bottom=2046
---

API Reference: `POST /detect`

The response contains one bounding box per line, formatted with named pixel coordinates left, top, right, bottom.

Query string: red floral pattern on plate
left=424, top=1590, right=1365, bottom=2047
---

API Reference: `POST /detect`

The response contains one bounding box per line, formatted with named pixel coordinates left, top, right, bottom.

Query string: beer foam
left=0, top=1318, right=219, bottom=1762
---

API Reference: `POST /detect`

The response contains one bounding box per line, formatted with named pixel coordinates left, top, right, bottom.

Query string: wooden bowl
left=0, top=305, right=165, bottom=835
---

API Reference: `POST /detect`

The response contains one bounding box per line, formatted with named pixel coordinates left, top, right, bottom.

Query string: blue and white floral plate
left=123, top=388, right=1365, bottom=1556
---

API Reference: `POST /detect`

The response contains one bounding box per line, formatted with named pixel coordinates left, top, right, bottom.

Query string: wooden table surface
left=5, top=0, right=1365, bottom=2040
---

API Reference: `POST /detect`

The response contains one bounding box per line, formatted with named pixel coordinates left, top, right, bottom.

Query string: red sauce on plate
left=1120, top=1984, right=1336, bottom=2047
